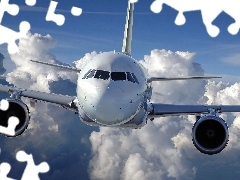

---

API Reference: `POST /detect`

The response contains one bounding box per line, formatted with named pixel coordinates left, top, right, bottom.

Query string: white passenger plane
left=0, top=1, right=240, bottom=155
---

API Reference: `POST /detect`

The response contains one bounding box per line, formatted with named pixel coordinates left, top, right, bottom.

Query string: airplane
left=0, top=1, right=239, bottom=155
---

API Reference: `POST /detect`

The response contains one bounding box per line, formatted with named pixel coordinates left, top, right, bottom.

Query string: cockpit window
left=82, top=69, right=96, bottom=79
left=94, top=70, right=110, bottom=80
left=88, top=69, right=96, bottom=79
left=82, top=69, right=139, bottom=84
left=131, top=73, right=139, bottom=84
left=111, top=72, right=126, bottom=81
left=126, top=72, right=135, bottom=83
left=82, top=69, right=92, bottom=79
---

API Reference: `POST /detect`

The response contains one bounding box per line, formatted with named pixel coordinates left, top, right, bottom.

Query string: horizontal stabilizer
left=147, top=76, right=222, bottom=83
left=30, top=60, right=80, bottom=73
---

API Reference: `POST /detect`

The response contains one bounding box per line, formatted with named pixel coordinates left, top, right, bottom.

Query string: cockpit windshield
left=126, top=72, right=136, bottom=83
left=111, top=72, right=126, bottom=81
left=82, top=69, right=139, bottom=84
left=94, top=70, right=110, bottom=80
left=82, top=69, right=96, bottom=79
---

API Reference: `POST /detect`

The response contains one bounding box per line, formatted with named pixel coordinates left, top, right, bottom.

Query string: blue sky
left=2, top=1, right=240, bottom=179
left=1, top=0, right=240, bottom=78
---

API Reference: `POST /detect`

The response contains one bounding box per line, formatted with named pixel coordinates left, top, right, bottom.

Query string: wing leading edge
left=147, top=76, right=222, bottom=83
left=30, top=60, right=80, bottom=73
left=148, top=103, right=240, bottom=118
left=0, top=84, right=78, bottom=112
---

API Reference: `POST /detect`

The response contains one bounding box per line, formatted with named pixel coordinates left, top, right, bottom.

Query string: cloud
left=221, top=53, right=240, bottom=66
left=0, top=32, right=97, bottom=180
left=0, top=53, right=6, bottom=75
left=139, top=49, right=206, bottom=104
left=88, top=49, right=240, bottom=180
left=89, top=49, right=203, bottom=180
left=2, top=33, right=240, bottom=180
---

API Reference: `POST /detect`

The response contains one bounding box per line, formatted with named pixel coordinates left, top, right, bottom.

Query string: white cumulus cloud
left=1, top=33, right=240, bottom=180
left=88, top=49, right=240, bottom=180
left=0, top=32, right=97, bottom=180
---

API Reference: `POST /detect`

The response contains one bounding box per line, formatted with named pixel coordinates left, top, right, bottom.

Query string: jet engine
left=192, top=115, right=229, bottom=155
left=0, top=99, right=30, bottom=137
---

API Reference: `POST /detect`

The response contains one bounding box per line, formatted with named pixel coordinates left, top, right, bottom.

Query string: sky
left=1, top=0, right=240, bottom=180
left=1, top=0, right=240, bottom=80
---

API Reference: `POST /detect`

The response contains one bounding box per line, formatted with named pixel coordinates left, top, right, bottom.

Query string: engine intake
left=192, top=115, right=228, bottom=155
left=0, top=99, right=30, bottom=137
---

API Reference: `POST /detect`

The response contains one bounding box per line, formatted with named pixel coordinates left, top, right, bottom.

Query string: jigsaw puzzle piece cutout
left=228, top=23, right=239, bottom=35
left=223, top=0, right=240, bottom=35
left=16, top=151, right=50, bottom=180
left=0, top=0, right=30, bottom=53
left=151, top=0, right=163, bottom=13
left=0, top=162, right=16, bottom=180
left=0, top=99, right=19, bottom=136
left=175, top=12, right=186, bottom=25
left=71, top=6, right=82, bottom=16
left=129, top=0, right=138, bottom=3
left=150, top=0, right=224, bottom=37
left=0, top=116, right=19, bottom=136
left=0, top=0, right=19, bottom=22
left=0, top=21, right=30, bottom=54
left=151, top=0, right=201, bottom=22
left=200, top=1, right=222, bottom=37
left=25, top=0, right=37, bottom=6
left=0, top=99, right=9, bottom=111
left=46, top=0, right=65, bottom=26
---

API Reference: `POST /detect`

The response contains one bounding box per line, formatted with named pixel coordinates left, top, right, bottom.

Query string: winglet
left=122, top=1, right=134, bottom=56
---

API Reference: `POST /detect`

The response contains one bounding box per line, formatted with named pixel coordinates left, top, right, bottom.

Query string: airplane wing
left=0, top=84, right=78, bottom=112
left=148, top=103, right=240, bottom=118
left=147, top=76, right=222, bottom=83
left=30, top=60, right=81, bottom=73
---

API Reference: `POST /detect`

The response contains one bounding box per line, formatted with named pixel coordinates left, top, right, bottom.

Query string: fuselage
left=76, top=51, right=152, bottom=128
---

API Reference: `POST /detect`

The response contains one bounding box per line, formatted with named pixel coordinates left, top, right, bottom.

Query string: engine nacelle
left=192, top=115, right=229, bottom=155
left=0, top=99, right=30, bottom=137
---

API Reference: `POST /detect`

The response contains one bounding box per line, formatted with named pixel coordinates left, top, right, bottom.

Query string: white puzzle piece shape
left=0, top=0, right=31, bottom=53
left=0, top=163, right=16, bottom=180
left=0, top=100, right=20, bottom=136
left=46, top=0, right=65, bottom=26
left=150, top=0, right=240, bottom=37
left=16, top=151, right=50, bottom=180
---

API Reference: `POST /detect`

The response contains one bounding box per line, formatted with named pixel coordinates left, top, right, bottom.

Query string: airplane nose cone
left=93, top=102, right=129, bottom=125
left=81, top=85, right=141, bottom=126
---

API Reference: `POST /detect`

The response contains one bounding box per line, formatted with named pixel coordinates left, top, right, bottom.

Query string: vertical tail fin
left=122, top=1, right=134, bottom=56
